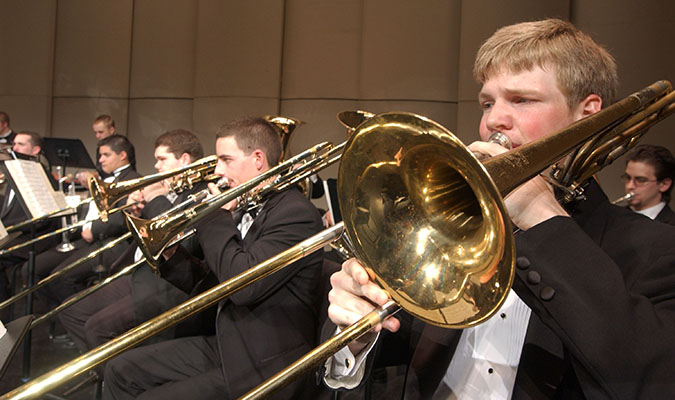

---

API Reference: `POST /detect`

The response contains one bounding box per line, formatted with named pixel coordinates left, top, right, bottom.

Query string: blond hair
left=474, top=19, right=618, bottom=108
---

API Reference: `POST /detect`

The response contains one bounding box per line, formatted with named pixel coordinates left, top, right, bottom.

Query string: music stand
left=0, top=315, right=34, bottom=379
left=42, top=138, right=95, bottom=172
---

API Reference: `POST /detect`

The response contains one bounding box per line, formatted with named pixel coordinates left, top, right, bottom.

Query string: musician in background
left=324, top=19, right=675, bottom=399
left=59, top=129, right=215, bottom=356
left=0, top=112, right=17, bottom=146
left=0, top=131, right=59, bottom=317
left=104, top=117, right=325, bottom=399
left=76, top=114, right=118, bottom=186
left=31, top=135, right=140, bottom=309
left=621, top=144, right=675, bottom=225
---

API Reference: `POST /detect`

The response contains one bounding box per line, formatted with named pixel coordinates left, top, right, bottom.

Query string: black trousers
left=58, top=275, right=135, bottom=352
left=40, top=238, right=131, bottom=305
left=103, top=335, right=227, bottom=400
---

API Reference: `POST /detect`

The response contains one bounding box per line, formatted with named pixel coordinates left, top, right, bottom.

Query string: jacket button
left=527, top=271, right=541, bottom=285
left=516, top=256, right=531, bottom=270
left=540, top=286, right=555, bottom=301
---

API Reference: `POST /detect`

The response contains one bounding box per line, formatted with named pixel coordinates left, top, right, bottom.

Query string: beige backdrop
left=0, top=0, right=673, bottom=206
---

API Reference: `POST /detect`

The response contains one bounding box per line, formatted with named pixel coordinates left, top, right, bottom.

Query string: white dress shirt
left=631, top=201, right=666, bottom=220
left=325, top=290, right=532, bottom=399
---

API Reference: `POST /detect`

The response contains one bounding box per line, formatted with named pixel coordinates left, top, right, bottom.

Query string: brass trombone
left=2, top=80, right=673, bottom=400
left=90, top=154, right=217, bottom=222
left=0, top=155, right=217, bottom=257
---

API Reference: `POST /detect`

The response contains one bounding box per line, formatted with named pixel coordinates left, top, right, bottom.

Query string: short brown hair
left=216, top=117, right=282, bottom=166
left=17, top=131, right=43, bottom=150
left=0, top=112, right=9, bottom=125
left=93, top=114, right=115, bottom=129
left=155, top=129, right=204, bottom=162
left=474, top=18, right=618, bottom=109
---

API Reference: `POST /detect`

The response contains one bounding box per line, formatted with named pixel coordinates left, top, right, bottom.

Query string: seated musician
left=621, top=144, right=675, bottom=225
left=0, top=131, right=59, bottom=317
left=322, top=19, right=675, bottom=399
left=58, top=129, right=215, bottom=353
left=27, top=134, right=140, bottom=308
left=103, top=117, right=325, bottom=399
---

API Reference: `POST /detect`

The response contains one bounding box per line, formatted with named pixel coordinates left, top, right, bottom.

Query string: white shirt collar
left=632, top=201, right=666, bottom=220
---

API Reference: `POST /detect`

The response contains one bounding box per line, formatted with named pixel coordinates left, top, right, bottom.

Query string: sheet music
left=4, top=159, right=65, bottom=218
left=0, top=220, right=6, bottom=240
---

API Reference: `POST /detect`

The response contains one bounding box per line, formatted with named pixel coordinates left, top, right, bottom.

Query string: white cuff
left=323, top=327, right=379, bottom=390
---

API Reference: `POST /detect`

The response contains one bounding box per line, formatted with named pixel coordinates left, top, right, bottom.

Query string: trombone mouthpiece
left=487, top=132, right=512, bottom=150
left=474, top=132, right=512, bottom=161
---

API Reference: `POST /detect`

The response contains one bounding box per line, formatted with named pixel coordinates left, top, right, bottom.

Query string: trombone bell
left=338, top=112, right=515, bottom=328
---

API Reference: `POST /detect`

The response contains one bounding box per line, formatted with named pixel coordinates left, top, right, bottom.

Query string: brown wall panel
left=282, top=0, right=363, bottom=99
left=0, top=96, right=51, bottom=136
left=192, top=97, right=280, bottom=153
left=51, top=98, right=129, bottom=167
left=0, top=1, right=55, bottom=96
left=127, top=99, right=194, bottom=174
left=53, top=0, right=133, bottom=98
left=129, top=0, right=197, bottom=98
left=361, top=0, right=460, bottom=101
left=194, top=0, right=285, bottom=98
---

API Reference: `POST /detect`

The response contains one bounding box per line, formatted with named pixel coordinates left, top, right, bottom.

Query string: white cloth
left=323, top=329, right=380, bottom=390
left=632, top=201, right=666, bottom=220
left=238, top=212, right=254, bottom=239
left=442, top=290, right=531, bottom=400
left=324, top=290, right=532, bottom=398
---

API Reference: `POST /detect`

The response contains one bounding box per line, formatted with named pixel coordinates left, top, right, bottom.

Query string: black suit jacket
left=655, top=203, right=675, bottom=226
left=129, top=182, right=212, bottom=328
left=188, top=187, right=324, bottom=398
left=327, top=180, right=675, bottom=399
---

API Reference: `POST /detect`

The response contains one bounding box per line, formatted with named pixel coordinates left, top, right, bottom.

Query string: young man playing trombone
left=103, top=117, right=325, bottom=399
left=323, top=19, right=675, bottom=399
left=31, top=134, right=140, bottom=308
left=58, top=129, right=214, bottom=355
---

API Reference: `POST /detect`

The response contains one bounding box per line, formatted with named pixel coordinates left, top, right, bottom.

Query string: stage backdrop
left=0, top=0, right=673, bottom=205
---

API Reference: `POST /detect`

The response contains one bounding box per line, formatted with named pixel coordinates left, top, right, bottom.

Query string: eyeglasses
left=620, top=173, right=658, bottom=186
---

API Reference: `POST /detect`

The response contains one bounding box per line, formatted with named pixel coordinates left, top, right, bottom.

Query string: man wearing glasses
left=621, top=144, right=675, bottom=225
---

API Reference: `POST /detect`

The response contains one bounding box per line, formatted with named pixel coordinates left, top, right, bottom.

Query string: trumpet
left=3, top=80, right=673, bottom=400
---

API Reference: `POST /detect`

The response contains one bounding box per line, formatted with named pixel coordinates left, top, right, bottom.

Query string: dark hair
left=0, top=111, right=9, bottom=125
left=155, top=129, right=203, bottom=162
left=626, top=144, right=675, bottom=202
left=216, top=117, right=282, bottom=166
left=93, top=114, right=115, bottom=129
left=17, top=130, right=43, bottom=150
left=98, top=134, right=136, bottom=169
